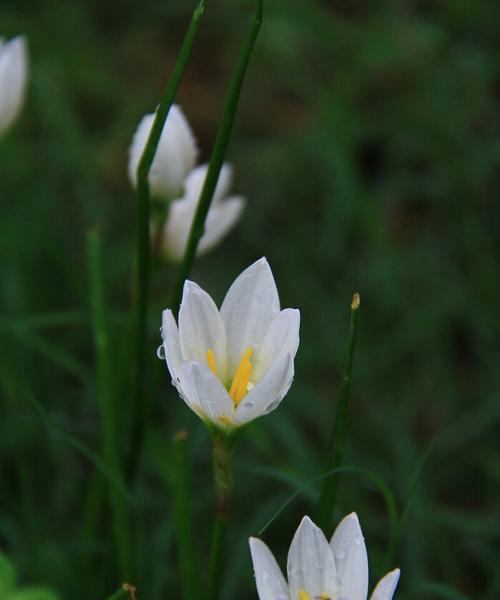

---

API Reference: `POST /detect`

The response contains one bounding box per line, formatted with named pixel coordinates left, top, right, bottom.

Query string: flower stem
left=105, top=583, right=137, bottom=600
left=127, top=0, right=205, bottom=481
left=87, top=228, right=133, bottom=578
left=207, top=432, right=234, bottom=600
left=170, top=430, right=201, bottom=600
left=170, top=0, right=264, bottom=317
left=315, top=293, right=361, bottom=531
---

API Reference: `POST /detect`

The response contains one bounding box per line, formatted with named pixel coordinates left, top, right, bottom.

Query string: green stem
left=170, top=0, right=263, bottom=317
left=170, top=430, right=201, bottom=600
left=87, top=228, right=133, bottom=578
left=127, top=0, right=205, bottom=481
left=207, top=433, right=234, bottom=600
left=315, top=293, right=361, bottom=531
left=105, top=583, right=137, bottom=600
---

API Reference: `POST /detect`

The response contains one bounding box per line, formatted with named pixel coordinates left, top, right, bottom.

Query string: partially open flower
left=159, top=258, right=300, bottom=429
left=249, top=514, right=400, bottom=600
left=158, top=162, right=245, bottom=261
left=0, top=36, right=28, bottom=137
left=128, top=104, right=198, bottom=199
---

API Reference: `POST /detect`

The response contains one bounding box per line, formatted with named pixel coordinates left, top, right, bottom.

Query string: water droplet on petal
left=156, top=344, right=166, bottom=359
left=243, top=401, right=254, bottom=409
left=354, top=534, right=364, bottom=545
left=334, top=548, right=346, bottom=560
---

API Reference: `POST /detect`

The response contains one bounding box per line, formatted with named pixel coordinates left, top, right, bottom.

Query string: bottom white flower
left=249, top=514, right=400, bottom=600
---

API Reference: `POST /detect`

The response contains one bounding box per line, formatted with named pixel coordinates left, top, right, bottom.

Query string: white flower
left=0, top=36, right=28, bottom=137
left=159, top=258, right=300, bottom=428
left=158, top=162, right=245, bottom=261
left=128, top=104, right=198, bottom=199
left=249, top=514, right=400, bottom=600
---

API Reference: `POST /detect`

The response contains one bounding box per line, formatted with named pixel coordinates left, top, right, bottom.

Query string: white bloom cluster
left=0, top=36, right=28, bottom=137
left=128, top=105, right=244, bottom=260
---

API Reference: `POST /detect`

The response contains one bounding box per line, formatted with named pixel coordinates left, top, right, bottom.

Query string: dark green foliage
left=0, top=1, right=498, bottom=599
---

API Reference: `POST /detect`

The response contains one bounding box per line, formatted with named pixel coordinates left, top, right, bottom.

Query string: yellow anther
left=218, top=415, right=232, bottom=426
left=206, top=349, right=217, bottom=375
left=299, top=591, right=312, bottom=600
left=229, top=347, right=254, bottom=406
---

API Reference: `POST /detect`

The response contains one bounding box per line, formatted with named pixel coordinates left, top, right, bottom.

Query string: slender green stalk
left=105, top=583, right=137, bottom=600
left=170, top=0, right=264, bottom=316
left=315, top=293, right=361, bottom=531
left=207, top=432, right=235, bottom=600
left=169, top=430, right=201, bottom=600
left=87, top=228, right=133, bottom=577
left=127, top=0, right=205, bottom=480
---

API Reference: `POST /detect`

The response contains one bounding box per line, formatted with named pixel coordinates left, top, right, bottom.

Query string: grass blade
left=170, top=0, right=264, bottom=316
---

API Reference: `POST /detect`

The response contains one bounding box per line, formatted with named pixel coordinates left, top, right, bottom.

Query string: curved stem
left=170, top=0, right=263, bottom=317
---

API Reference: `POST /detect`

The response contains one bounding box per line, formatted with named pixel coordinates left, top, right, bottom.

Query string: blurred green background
left=0, top=0, right=499, bottom=599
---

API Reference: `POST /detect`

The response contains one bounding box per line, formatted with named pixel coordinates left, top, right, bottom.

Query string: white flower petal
left=184, top=163, right=233, bottom=206
left=128, top=105, right=197, bottom=199
left=220, top=258, right=280, bottom=376
left=162, top=198, right=195, bottom=261
left=161, top=309, right=183, bottom=381
left=198, top=196, right=245, bottom=256
left=178, top=281, right=226, bottom=378
left=330, top=513, right=368, bottom=600
left=177, top=361, right=233, bottom=422
left=370, top=569, right=400, bottom=600
left=234, top=353, right=293, bottom=424
left=253, top=308, right=300, bottom=382
left=287, top=516, right=337, bottom=600
left=249, top=538, right=289, bottom=600
left=0, top=36, right=28, bottom=137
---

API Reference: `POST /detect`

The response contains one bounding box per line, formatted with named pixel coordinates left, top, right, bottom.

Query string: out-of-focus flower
left=0, top=36, right=28, bottom=137
left=249, top=514, right=400, bottom=600
left=157, top=162, right=245, bottom=261
left=159, top=258, right=300, bottom=429
left=128, top=104, right=198, bottom=199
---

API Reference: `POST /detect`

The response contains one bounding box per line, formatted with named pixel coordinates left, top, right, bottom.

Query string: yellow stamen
left=229, top=347, right=253, bottom=406
left=299, top=591, right=312, bottom=600
left=206, top=349, right=217, bottom=375
left=218, top=415, right=232, bottom=426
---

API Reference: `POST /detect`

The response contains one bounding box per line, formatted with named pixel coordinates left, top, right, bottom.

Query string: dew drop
left=334, top=548, right=346, bottom=560
left=354, top=534, right=364, bottom=545
left=243, top=401, right=254, bottom=409
left=156, top=344, right=166, bottom=359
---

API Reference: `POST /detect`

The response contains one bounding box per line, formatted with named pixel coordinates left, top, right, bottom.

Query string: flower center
left=206, top=347, right=254, bottom=407
left=299, top=592, right=331, bottom=600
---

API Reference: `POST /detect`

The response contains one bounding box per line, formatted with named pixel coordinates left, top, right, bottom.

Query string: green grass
left=0, top=1, right=499, bottom=599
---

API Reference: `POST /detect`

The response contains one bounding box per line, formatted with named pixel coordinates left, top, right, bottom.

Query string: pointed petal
left=234, top=353, right=293, bottom=424
left=0, top=36, right=28, bottom=136
left=177, top=361, right=233, bottom=422
left=253, top=309, right=300, bottom=382
left=128, top=105, right=197, bottom=199
left=221, top=258, right=280, bottom=376
left=178, top=281, right=226, bottom=377
left=287, top=516, right=337, bottom=600
left=161, top=309, right=183, bottom=380
left=197, top=196, right=245, bottom=256
left=370, top=569, right=400, bottom=600
left=184, top=162, right=233, bottom=205
left=249, top=538, right=289, bottom=600
left=162, top=198, right=194, bottom=261
left=330, top=513, right=368, bottom=600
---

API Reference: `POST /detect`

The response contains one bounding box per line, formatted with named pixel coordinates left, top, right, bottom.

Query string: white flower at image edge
left=159, top=258, right=300, bottom=428
left=128, top=104, right=198, bottom=199
left=159, top=162, right=245, bottom=261
left=249, top=514, right=400, bottom=600
left=0, top=36, right=28, bottom=137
